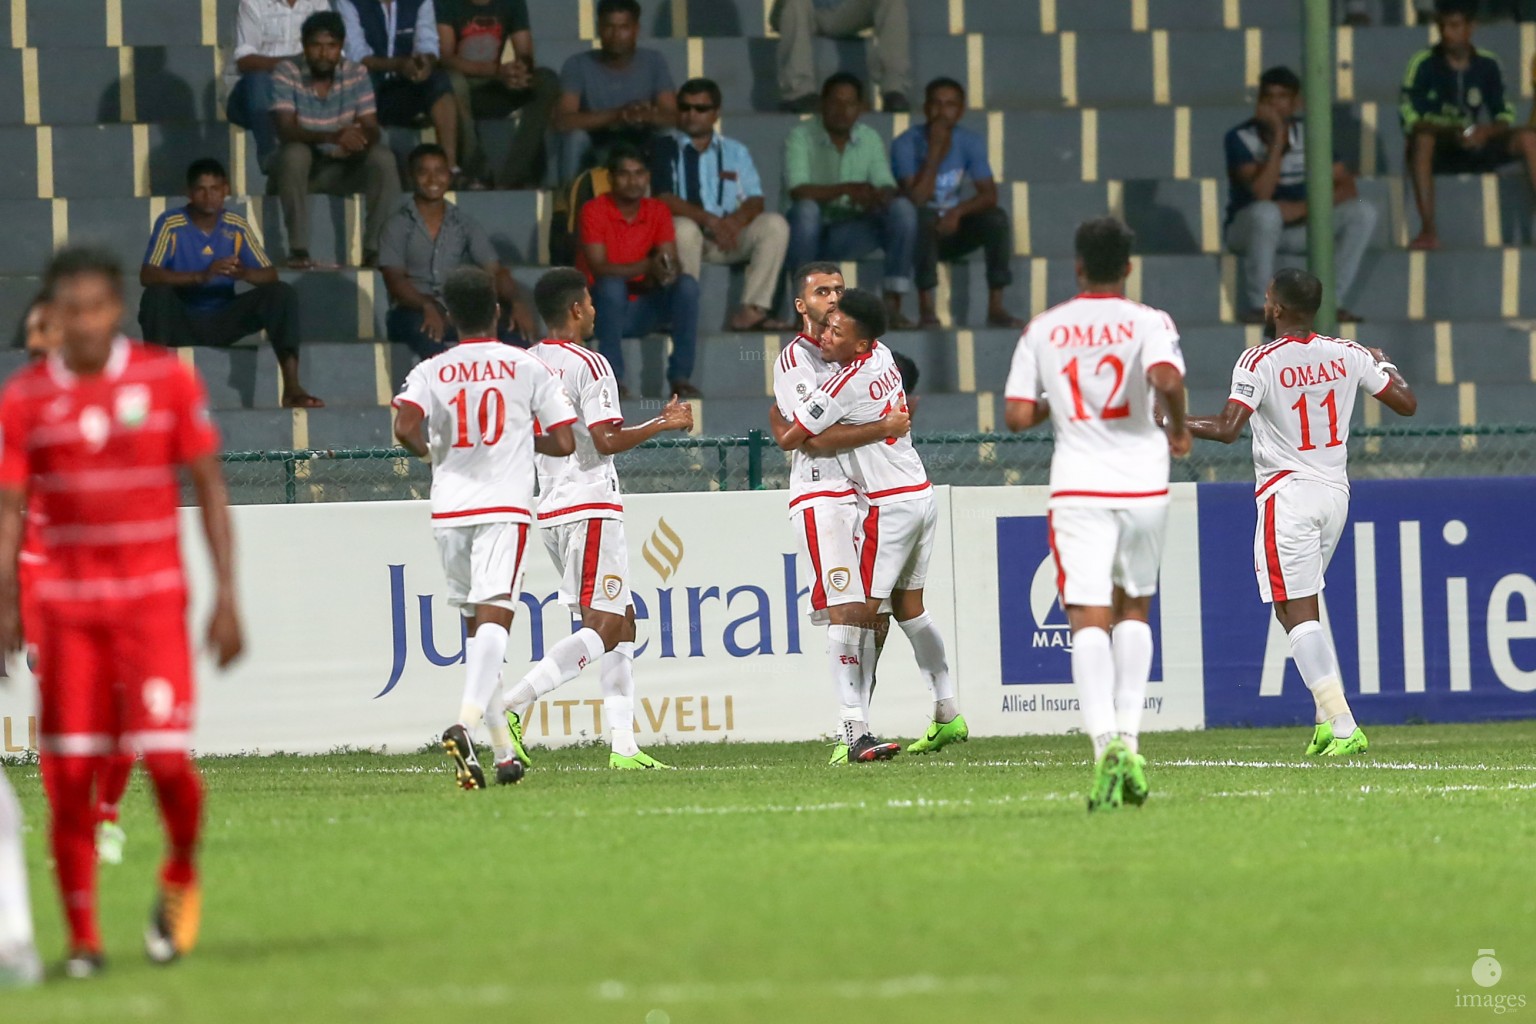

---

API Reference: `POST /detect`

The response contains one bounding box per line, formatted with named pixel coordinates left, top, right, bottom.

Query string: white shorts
left=542, top=517, right=632, bottom=615
left=794, top=503, right=867, bottom=625
left=857, top=495, right=937, bottom=600
left=1253, top=479, right=1349, bottom=604
left=434, top=522, right=530, bottom=612
left=1048, top=504, right=1168, bottom=608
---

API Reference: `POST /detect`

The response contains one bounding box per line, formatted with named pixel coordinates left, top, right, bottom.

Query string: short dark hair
left=1270, top=267, right=1322, bottom=317
left=793, top=260, right=842, bottom=298
left=925, top=77, right=966, bottom=102
left=1258, top=66, right=1301, bottom=94
left=821, top=72, right=864, bottom=102
left=534, top=267, right=589, bottom=327
left=44, top=246, right=123, bottom=298
left=836, top=288, right=887, bottom=342
left=301, top=10, right=345, bottom=44
left=186, top=158, right=228, bottom=188
left=677, top=77, right=722, bottom=109
left=442, top=266, right=498, bottom=337
left=1075, top=217, right=1134, bottom=285
left=605, top=143, right=648, bottom=176
left=407, top=143, right=448, bottom=172
left=1436, top=0, right=1476, bottom=19
left=597, top=0, right=641, bottom=22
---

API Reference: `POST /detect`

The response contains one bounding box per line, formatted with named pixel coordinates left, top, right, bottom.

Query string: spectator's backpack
left=549, top=168, right=612, bottom=267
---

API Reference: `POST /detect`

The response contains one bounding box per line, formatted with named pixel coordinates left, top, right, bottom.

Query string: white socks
left=601, top=641, right=639, bottom=757
left=505, top=627, right=606, bottom=717
left=899, top=611, right=959, bottom=723
left=1111, top=620, right=1153, bottom=755
left=829, top=623, right=869, bottom=745
left=0, top=772, right=35, bottom=950
left=1071, top=626, right=1118, bottom=758
left=859, top=627, right=881, bottom=723
left=1288, top=620, right=1357, bottom=737
left=458, top=624, right=510, bottom=733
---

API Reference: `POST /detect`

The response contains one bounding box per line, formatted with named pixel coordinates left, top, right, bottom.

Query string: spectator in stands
left=337, top=0, right=464, bottom=183
left=771, top=0, right=911, bottom=114
left=271, top=11, right=402, bottom=268
left=1402, top=0, right=1536, bottom=250
left=139, top=159, right=323, bottom=408
left=893, top=77, right=1021, bottom=329
left=1225, top=66, right=1378, bottom=323
left=652, top=78, right=793, bottom=333
left=379, top=144, right=536, bottom=359
left=554, top=0, right=676, bottom=183
left=13, top=294, right=59, bottom=357
left=436, top=0, right=559, bottom=188
left=580, top=145, right=700, bottom=398
left=785, top=73, right=917, bottom=329
left=226, top=0, right=336, bottom=171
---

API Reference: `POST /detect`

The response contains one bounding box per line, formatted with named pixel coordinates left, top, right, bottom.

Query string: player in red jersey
left=17, top=295, right=136, bottom=867
left=0, top=247, right=245, bottom=978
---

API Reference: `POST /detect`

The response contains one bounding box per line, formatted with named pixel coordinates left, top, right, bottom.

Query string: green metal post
left=1303, top=0, right=1337, bottom=331
left=284, top=454, right=297, bottom=504
left=746, top=429, right=764, bottom=489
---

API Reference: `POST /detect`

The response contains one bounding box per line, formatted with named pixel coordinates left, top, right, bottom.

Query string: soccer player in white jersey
left=780, top=289, right=968, bottom=763
left=508, top=268, right=694, bottom=770
left=0, top=768, right=41, bottom=987
left=1004, top=217, right=1191, bottom=812
left=392, top=266, right=578, bottom=791
left=1187, top=268, right=1416, bottom=757
left=768, top=263, right=915, bottom=764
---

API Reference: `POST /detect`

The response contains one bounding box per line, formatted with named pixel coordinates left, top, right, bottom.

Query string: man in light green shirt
left=784, top=72, right=917, bottom=327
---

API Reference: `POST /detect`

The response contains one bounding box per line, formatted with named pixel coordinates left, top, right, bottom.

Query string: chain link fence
left=217, top=424, right=1536, bottom=504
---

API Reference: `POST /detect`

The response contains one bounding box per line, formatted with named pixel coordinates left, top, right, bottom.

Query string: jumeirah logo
left=642, top=518, right=685, bottom=581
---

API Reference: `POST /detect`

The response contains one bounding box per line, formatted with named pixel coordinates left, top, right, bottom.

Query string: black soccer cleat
left=494, top=757, right=526, bottom=785
left=62, top=949, right=105, bottom=980
left=848, top=733, right=902, bottom=763
left=441, top=725, right=486, bottom=790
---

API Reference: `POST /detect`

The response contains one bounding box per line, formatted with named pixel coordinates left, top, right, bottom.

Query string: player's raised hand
left=206, top=594, right=245, bottom=669
left=659, top=395, right=694, bottom=432
left=882, top=406, right=912, bottom=439
left=1367, top=346, right=1389, bottom=364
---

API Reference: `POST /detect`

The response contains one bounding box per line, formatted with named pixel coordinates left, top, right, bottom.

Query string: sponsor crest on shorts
left=115, top=384, right=150, bottom=428
left=601, top=574, right=624, bottom=600
left=826, top=566, right=851, bottom=592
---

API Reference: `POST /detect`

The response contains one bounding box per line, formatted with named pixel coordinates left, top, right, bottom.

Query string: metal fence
left=217, top=424, right=1536, bottom=504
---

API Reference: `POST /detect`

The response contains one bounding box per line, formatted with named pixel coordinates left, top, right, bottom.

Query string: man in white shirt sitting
left=226, top=0, right=338, bottom=170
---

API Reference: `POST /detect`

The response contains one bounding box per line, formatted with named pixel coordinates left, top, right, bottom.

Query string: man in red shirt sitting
left=0, top=247, right=245, bottom=978
left=579, top=144, right=701, bottom=398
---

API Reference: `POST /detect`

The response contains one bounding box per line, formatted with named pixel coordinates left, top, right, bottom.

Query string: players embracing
left=1187, top=268, right=1416, bottom=758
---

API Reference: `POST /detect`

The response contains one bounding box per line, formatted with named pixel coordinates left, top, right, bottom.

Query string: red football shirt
left=576, top=193, right=675, bottom=295
left=0, top=338, right=219, bottom=620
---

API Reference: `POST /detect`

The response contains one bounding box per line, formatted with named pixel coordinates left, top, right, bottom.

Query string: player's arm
left=1365, top=347, right=1418, bottom=416
left=185, top=452, right=244, bottom=668
left=1003, top=397, right=1049, bottom=432
left=590, top=396, right=693, bottom=455
left=392, top=399, right=429, bottom=457
left=1185, top=400, right=1253, bottom=444
left=534, top=422, right=575, bottom=457
left=769, top=402, right=909, bottom=452
left=0, top=486, right=23, bottom=656
left=1149, top=363, right=1192, bottom=457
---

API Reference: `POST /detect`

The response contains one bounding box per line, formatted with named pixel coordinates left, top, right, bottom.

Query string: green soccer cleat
left=1321, top=727, right=1369, bottom=758
left=504, top=708, right=533, bottom=766
left=828, top=743, right=849, bottom=766
left=96, top=820, right=127, bottom=866
left=1305, top=721, right=1335, bottom=756
left=1088, top=740, right=1130, bottom=812
left=610, top=749, right=675, bottom=770
left=906, top=714, right=970, bottom=754
left=1122, top=752, right=1150, bottom=807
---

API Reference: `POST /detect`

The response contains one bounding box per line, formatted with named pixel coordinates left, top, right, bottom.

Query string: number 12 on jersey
left=1290, top=389, right=1342, bottom=452
left=1062, top=355, right=1130, bottom=421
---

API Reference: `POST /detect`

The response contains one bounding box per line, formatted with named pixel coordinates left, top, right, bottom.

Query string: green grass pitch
left=6, top=722, right=1536, bottom=1023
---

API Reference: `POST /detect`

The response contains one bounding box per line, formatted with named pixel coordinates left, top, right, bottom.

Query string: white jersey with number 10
left=1227, top=332, right=1391, bottom=499
left=394, top=340, right=577, bottom=527
left=1005, top=294, right=1185, bottom=508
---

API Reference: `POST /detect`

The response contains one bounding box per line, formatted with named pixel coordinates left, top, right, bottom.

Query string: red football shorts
left=36, top=607, right=194, bottom=757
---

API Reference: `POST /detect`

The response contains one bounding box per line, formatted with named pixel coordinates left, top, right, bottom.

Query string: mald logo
left=601, top=574, right=623, bottom=600
left=642, top=518, right=685, bottom=581
left=826, top=566, right=851, bottom=592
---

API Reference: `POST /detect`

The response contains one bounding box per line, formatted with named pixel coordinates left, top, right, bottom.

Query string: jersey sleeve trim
left=1003, top=394, right=1037, bottom=405
left=391, top=397, right=426, bottom=414
left=1145, top=359, right=1182, bottom=374
left=1228, top=396, right=1256, bottom=412
left=1372, top=377, right=1393, bottom=397
left=542, top=416, right=579, bottom=432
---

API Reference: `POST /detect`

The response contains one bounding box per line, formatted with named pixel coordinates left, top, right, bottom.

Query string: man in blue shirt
left=1225, top=66, right=1377, bottom=323
left=138, top=159, right=324, bottom=408
left=892, top=77, right=1020, bottom=328
left=651, top=78, right=792, bottom=332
